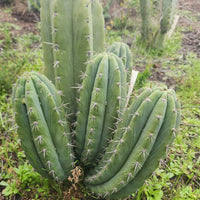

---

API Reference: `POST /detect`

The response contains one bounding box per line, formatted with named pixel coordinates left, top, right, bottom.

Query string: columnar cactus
left=12, top=72, right=74, bottom=181
left=41, top=0, right=105, bottom=121
left=12, top=0, right=181, bottom=199
left=107, top=42, right=132, bottom=77
left=153, top=0, right=178, bottom=48
left=13, top=71, right=181, bottom=198
left=75, top=53, right=127, bottom=164
left=109, top=92, right=181, bottom=199
left=13, top=69, right=181, bottom=199
left=140, top=0, right=177, bottom=48
left=140, top=0, right=151, bottom=41
left=85, top=87, right=181, bottom=198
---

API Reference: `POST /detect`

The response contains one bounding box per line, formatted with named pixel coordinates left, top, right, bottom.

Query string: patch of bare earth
left=0, top=0, right=39, bottom=39
left=136, top=0, right=200, bottom=87
left=179, top=0, right=200, bottom=57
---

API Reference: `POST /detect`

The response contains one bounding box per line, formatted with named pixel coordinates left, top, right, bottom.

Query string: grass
left=0, top=3, right=200, bottom=200
left=0, top=20, right=42, bottom=94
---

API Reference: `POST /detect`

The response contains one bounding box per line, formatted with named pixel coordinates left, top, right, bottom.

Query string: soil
left=0, top=0, right=39, bottom=39
left=0, top=0, right=199, bottom=199
left=149, top=0, right=200, bottom=87
left=179, top=0, right=200, bottom=57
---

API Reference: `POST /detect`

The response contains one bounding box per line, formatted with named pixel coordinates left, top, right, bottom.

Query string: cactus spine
left=13, top=72, right=74, bottom=181
left=41, top=0, right=105, bottom=121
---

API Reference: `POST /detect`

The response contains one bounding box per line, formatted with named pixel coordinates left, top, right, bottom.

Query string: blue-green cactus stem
left=13, top=72, right=74, bottom=181
left=92, top=0, right=105, bottom=53
left=86, top=91, right=168, bottom=195
left=107, top=42, right=132, bottom=74
left=12, top=77, right=51, bottom=179
left=40, top=0, right=54, bottom=82
left=85, top=89, right=163, bottom=185
left=85, top=88, right=158, bottom=178
left=30, top=74, right=74, bottom=173
left=109, top=90, right=180, bottom=199
left=75, top=54, right=104, bottom=159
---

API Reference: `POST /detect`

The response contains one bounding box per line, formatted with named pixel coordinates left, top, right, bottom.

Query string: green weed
left=0, top=22, right=42, bottom=94
left=135, top=65, right=151, bottom=89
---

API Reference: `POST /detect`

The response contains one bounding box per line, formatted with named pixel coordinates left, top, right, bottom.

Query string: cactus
left=153, top=0, right=178, bottom=49
left=140, top=0, right=177, bottom=48
left=75, top=53, right=127, bottom=165
left=140, top=0, right=151, bottom=41
left=109, top=92, right=181, bottom=199
left=12, top=1, right=181, bottom=198
left=85, top=88, right=181, bottom=198
left=12, top=72, right=74, bottom=181
left=41, top=0, right=105, bottom=121
left=13, top=69, right=181, bottom=198
left=107, top=42, right=132, bottom=78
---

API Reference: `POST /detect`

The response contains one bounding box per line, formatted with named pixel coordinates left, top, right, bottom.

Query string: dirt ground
left=179, top=0, right=200, bottom=57
left=0, top=0, right=39, bottom=38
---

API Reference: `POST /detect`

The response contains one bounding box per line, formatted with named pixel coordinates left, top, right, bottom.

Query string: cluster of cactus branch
left=140, top=0, right=178, bottom=48
left=12, top=0, right=181, bottom=199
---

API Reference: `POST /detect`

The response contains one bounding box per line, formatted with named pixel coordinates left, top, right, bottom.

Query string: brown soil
left=0, top=0, right=39, bottom=40
left=179, top=0, right=200, bottom=57
left=135, top=0, right=200, bottom=88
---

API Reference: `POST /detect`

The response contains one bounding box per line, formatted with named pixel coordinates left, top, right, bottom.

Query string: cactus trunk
left=107, top=42, right=132, bottom=81
left=86, top=88, right=180, bottom=197
left=13, top=72, right=74, bottom=181
left=41, top=0, right=105, bottom=122
left=27, top=0, right=40, bottom=11
left=140, top=0, right=151, bottom=41
left=153, top=0, right=177, bottom=49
